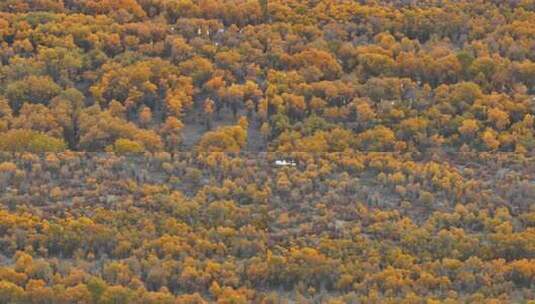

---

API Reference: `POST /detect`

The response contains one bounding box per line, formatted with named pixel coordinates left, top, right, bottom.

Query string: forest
left=0, top=0, right=534, bottom=153
left=0, top=0, right=534, bottom=303
left=0, top=152, right=534, bottom=303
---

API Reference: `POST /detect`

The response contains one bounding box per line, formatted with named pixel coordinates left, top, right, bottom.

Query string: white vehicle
left=275, top=160, right=296, bottom=167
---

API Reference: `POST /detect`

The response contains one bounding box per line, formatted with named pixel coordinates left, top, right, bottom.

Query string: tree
left=197, top=124, right=247, bottom=152
left=78, top=105, right=163, bottom=151
left=0, top=99, right=13, bottom=132
left=358, top=53, right=397, bottom=78
left=223, top=84, right=245, bottom=118
left=63, top=284, right=92, bottom=304
left=107, top=138, right=145, bottom=154
left=160, top=116, right=184, bottom=150
left=292, top=49, right=342, bottom=80
left=50, top=88, right=85, bottom=149
left=175, top=293, right=207, bottom=304
left=25, top=279, right=56, bottom=303
left=355, top=102, right=376, bottom=127
left=0, top=280, right=23, bottom=304
left=356, top=126, right=396, bottom=151
left=481, top=128, right=500, bottom=151
left=5, top=76, right=62, bottom=112
left=167, top=35, right=193, bottom=62
left=11, top=103, right=63, bottom=138
left=87, top=277, right=107, bottom=304
left=179, top=56, right=214, bottom=85
left=514, top=60, right=535, bottom=92
left=166, top=87, right=193, bottom=118
left=37, top=46, right=83, bottom=83
left=487, top=108, right=510, bottom=130
left=458, top=119, right=479, bottom=139
left=100, top=286, right=135, bottom=304
left=139, top=106, right=153, bottom=127
left=203, top=98, right=215, bottom=130
left=0, top=129, right=66, bottom=152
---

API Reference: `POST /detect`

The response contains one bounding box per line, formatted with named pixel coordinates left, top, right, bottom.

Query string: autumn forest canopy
left=0, top=0, right=534, bottom=303
left=0, top=153, right=534, bottom=303
left=0, top=0, right=533, bottom=153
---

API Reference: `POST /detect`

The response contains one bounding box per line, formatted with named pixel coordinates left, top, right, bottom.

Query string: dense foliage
left=0, top=152, right=534, bottom=303
left=0, top=0, right=534, bottom=152
left=1, top=1, right=534, bottom=303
